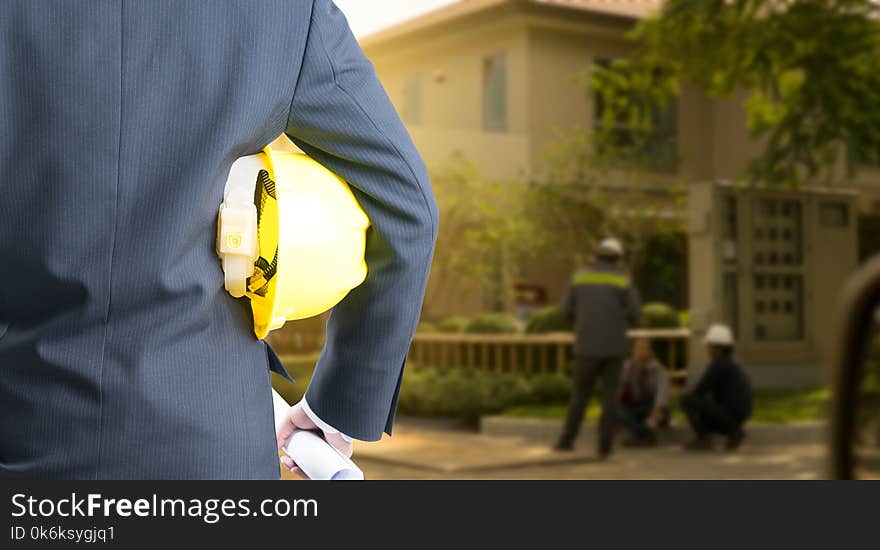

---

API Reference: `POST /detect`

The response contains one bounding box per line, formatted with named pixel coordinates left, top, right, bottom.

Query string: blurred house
left=348, top=0, right=877, bottom=386
left=360, top=0, right=880, bottom=194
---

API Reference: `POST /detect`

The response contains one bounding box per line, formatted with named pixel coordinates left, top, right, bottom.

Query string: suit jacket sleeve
left=283, top=0, right=439, bottom=441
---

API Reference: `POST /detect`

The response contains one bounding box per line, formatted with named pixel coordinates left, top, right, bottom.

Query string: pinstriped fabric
left=0, top=0, right=436, bottom=479
left=287, top=0, right=438, bottom=442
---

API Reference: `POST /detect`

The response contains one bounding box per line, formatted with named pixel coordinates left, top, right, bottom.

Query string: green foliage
left=748, top=388, right=830, bottom=424
left=531, top=137, right=687, bottom=280
left=435, top=316, right=471, bottom=333
left=593, top=0, right=880, bottom=186
left=527, top=373, right=575, bottom=405
left=465, top=312, right=523, bottom=334
left=416, top=322, right=436, bottom=333
left=397, top=369, right=493, bottom=419
left=425, top=155, right=535, bottom=311
left=525, top=306, right=572, bottom=334
left=641, top=302, right=683, bottom=328
left=273, top=357, right=572, bottom=421
left=397, top=367, right=571, bottom=420
left=631, top=231, right=687, bottom=306
left=426, top=148, right=686, bottom=315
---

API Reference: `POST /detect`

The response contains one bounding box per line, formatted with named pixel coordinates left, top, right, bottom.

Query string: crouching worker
left=618, top=339, right=670, bottom=447
left=681, top=324, right=752, bottom=451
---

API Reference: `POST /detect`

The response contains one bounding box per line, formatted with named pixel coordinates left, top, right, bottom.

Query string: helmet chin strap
left=216, top=154, right=265, bottom=297
left=217, top=145, right=370, bottom=339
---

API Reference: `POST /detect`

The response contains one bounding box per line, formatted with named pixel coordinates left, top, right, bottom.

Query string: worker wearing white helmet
left=555, top=237, right=641, bottom=457
left=596, top=237, right=624, bottom=259
left=681, top=323, right=753, bottom=451
left=704, top=324, right=735, bottom=347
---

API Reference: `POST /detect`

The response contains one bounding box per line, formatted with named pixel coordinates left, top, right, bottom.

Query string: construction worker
left=681, top=324, right=753, bottom=451
left=555, top=238, right=642, bottom=457
left=0, top=1, right=437, bottom=479
left=617, top=338, right=670, bottom=447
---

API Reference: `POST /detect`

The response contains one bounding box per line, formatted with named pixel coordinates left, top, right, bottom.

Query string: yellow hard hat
left=217, top=146, right=370, bottom=339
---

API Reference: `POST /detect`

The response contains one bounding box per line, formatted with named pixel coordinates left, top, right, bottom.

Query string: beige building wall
left=361, top=7, right=771, bottom=187
left=524, top=25, right=629, bottom=171
left=366, top=14, right=532, bottom=181
left=364, top=7, right=880, bottom=193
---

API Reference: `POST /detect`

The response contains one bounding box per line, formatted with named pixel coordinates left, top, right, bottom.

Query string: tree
left=531, top=127, right=687, bottom=302
left=424, top=147, right=685, bottom=315
left=593, top=0, right=880, bottom=186
left=424, top=155, right=535, bottom=313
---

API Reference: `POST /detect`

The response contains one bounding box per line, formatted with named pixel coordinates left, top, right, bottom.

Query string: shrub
left=641, top=302, right=682, bottom=328
left=465, top=312, right=523, bottom=334
left=397, top=366, right=572, bottom=421
left=435, top=316, right=470, bottom=333
left=484, top=372, right=532, bottom=410
left=416, top=322, right=436, bottom=333
left=525, top=374, right=573, bottom=405
left=525, top=306, right=572, bottom=333
left=397, top=369, right=487, bottom=419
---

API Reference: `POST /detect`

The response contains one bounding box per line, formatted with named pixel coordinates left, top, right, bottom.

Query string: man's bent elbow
left=413, top=168, right=439, bottom=258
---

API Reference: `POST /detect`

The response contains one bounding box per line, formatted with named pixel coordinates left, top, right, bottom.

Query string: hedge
left=641, top=302, right=682, bottom=328
left=525, top=306, right=572, bottom=333
left=464, top=313, right=523, bottom=334
left=273, top=358, right=574, bottom=422
left=397, top=366, right=571, bottom=421
left=435, top=316, right=470, bottom=333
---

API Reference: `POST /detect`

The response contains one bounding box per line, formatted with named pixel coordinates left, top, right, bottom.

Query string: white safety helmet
left=704, top=324, right=735, bottom=346
left=597, top=237, right=624, bottom=258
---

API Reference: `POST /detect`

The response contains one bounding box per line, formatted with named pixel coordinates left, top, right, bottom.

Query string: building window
left=752, top=198, right=805, bottom=341
left=593, top=58, right=678, bottom=171
left=402, top=75, right=423, bottom=125
left=482, top=53, right=507, bottom=133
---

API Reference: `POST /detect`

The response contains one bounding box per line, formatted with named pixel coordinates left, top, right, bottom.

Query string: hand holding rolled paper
left=273, top=390, right=363, bottom=481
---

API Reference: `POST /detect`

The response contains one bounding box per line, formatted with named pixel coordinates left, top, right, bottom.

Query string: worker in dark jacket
left=555, top=238, right=641, bottom=457
left=681, top=324, right=753, bottom=451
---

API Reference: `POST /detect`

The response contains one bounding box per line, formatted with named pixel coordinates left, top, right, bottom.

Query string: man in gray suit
left=0, top=1, right=438, bottom=479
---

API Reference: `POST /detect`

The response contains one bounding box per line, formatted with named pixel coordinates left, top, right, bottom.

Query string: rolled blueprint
left=272, top=389, right=364, bottom=481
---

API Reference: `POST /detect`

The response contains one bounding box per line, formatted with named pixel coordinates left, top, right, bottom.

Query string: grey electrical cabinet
left=688, top=181, right=858, bottom=388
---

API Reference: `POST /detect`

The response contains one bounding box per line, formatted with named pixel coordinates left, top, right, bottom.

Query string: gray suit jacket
left=0, top=0, right=438, bottom=479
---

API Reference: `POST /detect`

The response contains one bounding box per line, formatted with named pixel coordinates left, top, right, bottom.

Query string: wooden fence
left=409, top=328, right=691, bottom=378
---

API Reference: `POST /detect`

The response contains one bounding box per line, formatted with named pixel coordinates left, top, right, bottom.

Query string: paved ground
left=279, top=416, right=880, bottom=480
left=353, top=423, right=825, bottom=480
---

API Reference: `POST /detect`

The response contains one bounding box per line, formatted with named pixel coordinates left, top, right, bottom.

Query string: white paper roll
left=272, top=389, right=364, bottom=481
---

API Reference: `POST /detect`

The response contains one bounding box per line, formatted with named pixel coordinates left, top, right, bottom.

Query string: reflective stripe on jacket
left=562, top=261, right=641, bottom=358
